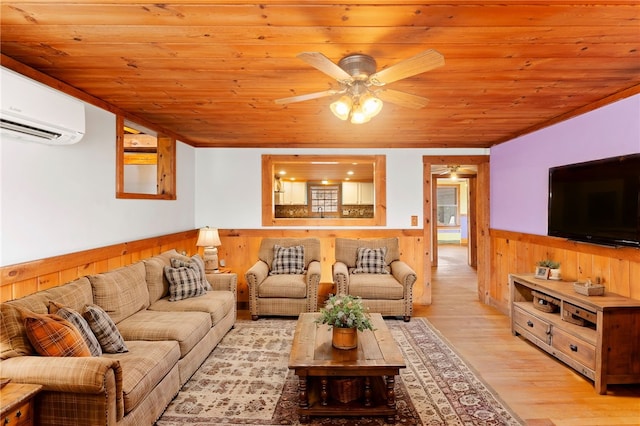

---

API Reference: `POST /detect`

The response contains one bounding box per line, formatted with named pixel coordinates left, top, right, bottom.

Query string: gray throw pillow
left=83, top=304, right=128, bottom=353
left=353, top=246, right=390, bottom=274
left=270, top=245, right=305, bottom=275
left=164, top=264, right=207, bottom=301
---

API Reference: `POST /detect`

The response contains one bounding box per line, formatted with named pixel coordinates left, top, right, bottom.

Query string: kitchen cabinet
left=342, top=182, right=374, bottom=205
left=279, top=181, right=307, bottom=205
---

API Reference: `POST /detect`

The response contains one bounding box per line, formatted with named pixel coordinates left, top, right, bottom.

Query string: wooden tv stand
left=509, top=274, right=640, bottom=394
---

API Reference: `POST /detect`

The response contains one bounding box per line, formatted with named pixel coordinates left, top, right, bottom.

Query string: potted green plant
left=317, top=294, right=374, bottom=349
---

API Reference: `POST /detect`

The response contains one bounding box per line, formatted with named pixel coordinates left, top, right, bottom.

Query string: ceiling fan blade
left=369, top=49, right=445, bottom=86
left=274, top=89, right=339, bottom=105
left=375, top=89, right=429, bottom=109
left=297, top=52, right=353, bottom=84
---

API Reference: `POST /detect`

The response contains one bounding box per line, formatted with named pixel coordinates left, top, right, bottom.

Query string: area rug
left=156, top=318, right=523, bottom=425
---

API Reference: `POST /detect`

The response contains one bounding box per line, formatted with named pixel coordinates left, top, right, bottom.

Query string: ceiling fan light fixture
left=330, top=95, right=352, bottom=120
left=350, top=104, right=370, bottom=124
left=360, top=93, right=383, bottom=117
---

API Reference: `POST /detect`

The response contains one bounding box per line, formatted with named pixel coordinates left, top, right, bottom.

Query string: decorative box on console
left=532, top=290, right=560, bottom=313
left=573, top=282, right=605, bottom=296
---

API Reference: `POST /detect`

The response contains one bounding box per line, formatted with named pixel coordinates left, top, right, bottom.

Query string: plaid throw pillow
left=164, top=264, right=207, bottom=301
left=353, top=246, right=390, bottom=274
left=49, top=301, right=102, bottom=356
left=83, top=304, right=128, bottom=353
left=170, top=256, right=212, bottom=291
left=270, top=245, right=305, bottom=275
left=21, top=310, right=92, bottom=357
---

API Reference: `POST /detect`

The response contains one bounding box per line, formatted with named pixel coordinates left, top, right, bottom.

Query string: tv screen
left=548, top=154, right=640, bottom=248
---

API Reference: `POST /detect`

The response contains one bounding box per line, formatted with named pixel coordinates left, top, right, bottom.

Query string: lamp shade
left=330, top=95, right=352, bottom=121
left=361, top=94, right=383, bottom=117
left=196, top=227, right=221, bottom=247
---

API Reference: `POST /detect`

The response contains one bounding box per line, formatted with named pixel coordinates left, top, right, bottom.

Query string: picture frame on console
left=534, top=266, right=550, bottom=280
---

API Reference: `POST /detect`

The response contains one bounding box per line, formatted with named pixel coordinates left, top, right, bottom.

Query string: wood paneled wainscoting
left=488, top=229, right=640, bottom=314
left=1, top=229, right=424, bottom=309
left=0, top=230, right=200, bottom=302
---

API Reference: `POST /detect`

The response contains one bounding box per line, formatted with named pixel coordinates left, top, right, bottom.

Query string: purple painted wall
left=490, top=94, right=640, bottom=235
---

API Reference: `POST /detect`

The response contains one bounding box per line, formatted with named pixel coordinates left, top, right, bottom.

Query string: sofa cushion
left=116, top=310, right=211, bottom=358
left=335, top=237, right=400, bottom=268
left=353, top=246, right=390, bottom=274
left=22, top=310, right=92, bottom=357
left=39, top=277, right=94, bottom=312
left=49, top=302, right=102, bottom=356
left=164, top=264, right=207, bottom=301
left=348, top=274, right=405, bottom=300
left=88, top=262, right=149, bottom=324
left=102, top=340, right=180, bottom=415
left=258, top=274, right=307, bottom=298
left=144, top=250, right=191, bottom=304
left=270, top=244, right=305, bottom=275
left=149, top=290, right=235, bottom=326
left=83, top=304, right=128, bottom=354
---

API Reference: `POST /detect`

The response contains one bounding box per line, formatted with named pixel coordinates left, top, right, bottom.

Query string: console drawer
left=552, top=327, right=596, bottom=369
left=514, top=307, right=551, bottom=345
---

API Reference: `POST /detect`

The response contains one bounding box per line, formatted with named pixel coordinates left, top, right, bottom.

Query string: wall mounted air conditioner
left=1, top=67, right=85, bottom=145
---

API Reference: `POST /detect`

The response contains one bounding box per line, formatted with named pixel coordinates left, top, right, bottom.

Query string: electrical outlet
left=411, top=215, right=418, bottom=226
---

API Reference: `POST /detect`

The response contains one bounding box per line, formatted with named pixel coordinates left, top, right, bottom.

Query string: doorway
left=432, top=167, right=477, bottom=268
left=418, top=155, right=490, bottom=305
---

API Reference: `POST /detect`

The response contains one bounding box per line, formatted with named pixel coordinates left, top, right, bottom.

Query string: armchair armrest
left=245, top=260, right=269, bottom=287
left=305, top=260, right=322, bottom=312
left=332, top=261, right=350, bottom=294
left=245, top=260, right=270, bottom=318
left=390, top=260, right=418, bottom=297
left=307, top=260, right=321, bottom=280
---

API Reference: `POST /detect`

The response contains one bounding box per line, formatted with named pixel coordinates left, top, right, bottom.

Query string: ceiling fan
left=434, top=165, right=478, bottom=179
left=274, top=49, right=445, bottom=123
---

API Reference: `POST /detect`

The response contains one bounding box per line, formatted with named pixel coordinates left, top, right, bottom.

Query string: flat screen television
left=548, top=153, right=640, bottom=248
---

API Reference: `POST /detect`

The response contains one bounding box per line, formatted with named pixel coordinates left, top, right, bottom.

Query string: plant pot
left=332, top=327, right=358, bottom=350
left=549, top=268, right=562, bottom=280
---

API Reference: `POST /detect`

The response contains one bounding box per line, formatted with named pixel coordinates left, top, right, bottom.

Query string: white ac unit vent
left=1, top=67, right=85, bottom=145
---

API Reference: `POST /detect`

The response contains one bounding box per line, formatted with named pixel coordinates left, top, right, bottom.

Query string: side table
left=1, top=383, right=42, bottom=426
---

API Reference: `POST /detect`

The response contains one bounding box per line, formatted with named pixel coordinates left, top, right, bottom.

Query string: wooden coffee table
left=288, top=313, right=405, bottom=423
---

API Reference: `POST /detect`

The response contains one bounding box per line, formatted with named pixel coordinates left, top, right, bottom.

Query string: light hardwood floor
left=419, top=245, right=640, bottom=426
left=238, top=245, right=640, bottom=425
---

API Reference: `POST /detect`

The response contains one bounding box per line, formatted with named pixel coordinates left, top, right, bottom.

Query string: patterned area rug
left=156, top=318, right=523, bottom=425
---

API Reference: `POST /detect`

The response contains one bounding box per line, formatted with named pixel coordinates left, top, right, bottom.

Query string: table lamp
left=196, top=226, right=221, bottom=273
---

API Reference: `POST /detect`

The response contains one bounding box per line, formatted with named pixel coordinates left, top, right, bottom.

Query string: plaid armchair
left=332, top=237, right=417, bottom=322
left=245, top=238, right=321, bottom=320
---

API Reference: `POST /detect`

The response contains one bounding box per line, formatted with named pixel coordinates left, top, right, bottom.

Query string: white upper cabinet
left=342, top=182, right=374, bottom=205
left=281, top=181, right=307, bottom=204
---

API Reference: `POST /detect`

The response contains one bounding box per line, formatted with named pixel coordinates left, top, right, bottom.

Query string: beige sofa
left=0, top=249, right=236, bottom=426
left=333, top=237, right=417, bottom=321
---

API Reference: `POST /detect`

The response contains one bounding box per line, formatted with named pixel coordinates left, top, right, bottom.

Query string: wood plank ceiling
left=1, top=1, right=639, bottom=149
